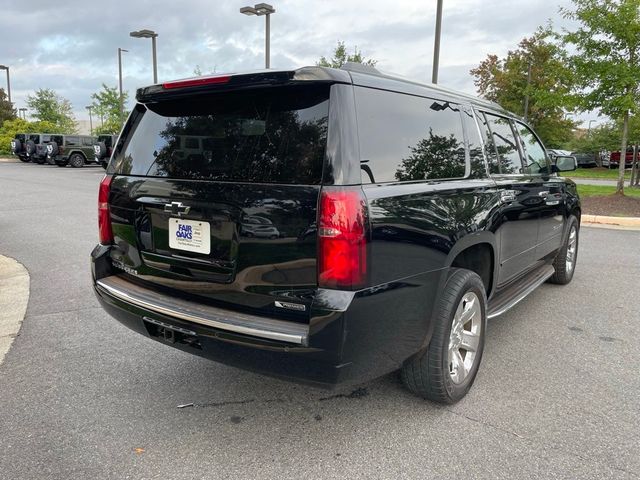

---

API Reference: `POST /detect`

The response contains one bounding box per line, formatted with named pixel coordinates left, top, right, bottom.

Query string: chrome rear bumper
left=95, top=275, right=309, bottom=345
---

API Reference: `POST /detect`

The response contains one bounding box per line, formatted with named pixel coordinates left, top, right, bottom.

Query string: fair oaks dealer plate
left=169, top=218, right=211, bottom=254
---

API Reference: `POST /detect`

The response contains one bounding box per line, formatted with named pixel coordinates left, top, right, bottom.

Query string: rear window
left=112, top=85, right=330, bottom=184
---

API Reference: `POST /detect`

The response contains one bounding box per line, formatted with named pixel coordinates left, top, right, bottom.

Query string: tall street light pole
left=118, top=48, right=128, bottom=125
left=432, top=0, right=443, bottom=84
left=0, top=65, right=10, bottom=105
left=19, top=108, right=27, bottom=120
left=86, top=105, right=93, bottom=135
left=523, top=59, right=532, bottom=121
left=130, top=29, right=159, bottom=83
left=240, top=3, right=276, bottom=69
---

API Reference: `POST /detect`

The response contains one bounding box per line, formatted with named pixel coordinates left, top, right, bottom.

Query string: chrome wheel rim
left=448, top=292, right=482, bottom=385
left=566, top=226, right=577, bottom=273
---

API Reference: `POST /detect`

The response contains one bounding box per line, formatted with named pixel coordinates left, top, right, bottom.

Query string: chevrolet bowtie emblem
left=164, top=202, right=191, bottom=216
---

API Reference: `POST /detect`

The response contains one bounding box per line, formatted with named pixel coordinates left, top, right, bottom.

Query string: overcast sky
left=2, top=0, right=593, bottom=126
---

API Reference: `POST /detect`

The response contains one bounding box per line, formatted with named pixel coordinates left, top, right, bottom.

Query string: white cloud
left=0, top=0, right=587, bottom=123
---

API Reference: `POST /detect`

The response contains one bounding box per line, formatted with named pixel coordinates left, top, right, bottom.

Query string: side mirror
left=554, top=155, right=577, bottom=172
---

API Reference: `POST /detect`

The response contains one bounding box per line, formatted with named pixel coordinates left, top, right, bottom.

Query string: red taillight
left=162, top=75, right=231, bottom=90
left=318, top=188, right=368, bottom=290
left=98, top=175, right=113, bottom=244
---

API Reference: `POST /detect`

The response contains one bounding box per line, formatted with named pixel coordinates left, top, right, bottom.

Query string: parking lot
left=0, top=161, right=639, bottom=479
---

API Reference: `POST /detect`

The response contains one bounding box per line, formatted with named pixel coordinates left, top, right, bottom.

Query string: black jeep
left=93, top=134, right=118, bottom=169
left=92, top=65, right=580, bottom=403
left=24, top=134, right=56, bottom=164
left=10, top=133, right=29, bottom=162
left=46, top=135, right=98, bottom=167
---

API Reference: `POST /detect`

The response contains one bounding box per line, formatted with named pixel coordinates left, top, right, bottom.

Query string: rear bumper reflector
left=96, top=275, right=309, bottom=345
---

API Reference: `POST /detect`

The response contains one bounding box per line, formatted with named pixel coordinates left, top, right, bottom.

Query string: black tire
left=95, top=142, right=107, bottom=158
left=47, top=142, right=59, bottom=156
left=34, top=156, right=46, bottom=165
left=45, top=155, right=56, bottom=165
left=18, top=155, right=30, bottom=163
left=401, top=269, right=487, bottom=404
left=548, top=216, right=579, bottom=285
left=25, top=140, right=36, bottom=155
left=69, top=153, right=85, bottom=168
left=55, top=161, right=68, bottom=167
left=11, top=139, right=21, bottom=154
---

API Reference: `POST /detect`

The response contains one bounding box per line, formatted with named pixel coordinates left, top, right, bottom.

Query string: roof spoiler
left=136, top=67, right=352, bottom=102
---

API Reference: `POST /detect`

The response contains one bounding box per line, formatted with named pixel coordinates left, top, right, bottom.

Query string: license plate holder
left=168, top=218, right=211, bottom=254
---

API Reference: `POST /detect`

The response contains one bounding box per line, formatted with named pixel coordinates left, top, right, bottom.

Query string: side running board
left=487, top=264, right=555, bottom=319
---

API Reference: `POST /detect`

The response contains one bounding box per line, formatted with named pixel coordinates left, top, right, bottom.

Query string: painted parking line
left=0, top=256, right=30, bottom=366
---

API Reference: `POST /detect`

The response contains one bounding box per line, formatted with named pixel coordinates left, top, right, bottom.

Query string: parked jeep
left=92, top=65, right=580, bottom=404
left=10, top=133, right=29, bottom=162
left=24, top=134, right=57, bottom=164
left=93, top=135, right=118, bottom=168
left=46, top=135, right=98, bottom=167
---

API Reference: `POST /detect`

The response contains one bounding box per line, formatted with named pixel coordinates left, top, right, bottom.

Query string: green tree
left=0, top=88, right=16, bottom=124
left=566, top=122, right=620, bottom=155
left=562, top=0, right=640, bottom=193
left=90, top=83, right=129, bottom=135
left=317, top=41, right=377, bottom=68
left=26, top=88, right=77, bottom=133
left=470, top=28, right=575, bottom=148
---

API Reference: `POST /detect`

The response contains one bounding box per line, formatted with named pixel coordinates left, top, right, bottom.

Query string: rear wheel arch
left=446, top=237, right=496, bottom=297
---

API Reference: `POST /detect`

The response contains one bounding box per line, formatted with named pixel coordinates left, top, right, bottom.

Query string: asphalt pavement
left=0, top=161, right=639, bottom=479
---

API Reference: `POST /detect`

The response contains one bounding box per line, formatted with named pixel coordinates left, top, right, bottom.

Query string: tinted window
left=184, top=137, right=199, bottom=149
left=50, top=135, right=63, bottom=145
left=82, top=137, right=94, bottom=146
left=516, top=123, right=548, bottom=174
left=66, top=136, right=79, bottom=146
left=113, top=86, right=329, bottom=184
left=483, top=113, right=522, bottom=175
left=461, top=109, right=487, bottom=178
left=355, top=87, right=467, bottom=183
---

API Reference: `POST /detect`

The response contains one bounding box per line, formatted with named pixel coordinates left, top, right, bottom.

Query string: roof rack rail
left=340, top=62, right=381, bottom=75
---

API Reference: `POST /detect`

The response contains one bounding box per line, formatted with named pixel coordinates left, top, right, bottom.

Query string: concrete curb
left=0, top=256, right=30, bottom=366
left=582, top=214, right=640, bottom=230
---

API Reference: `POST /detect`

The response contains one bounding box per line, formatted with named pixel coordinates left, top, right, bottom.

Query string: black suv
left=93, top=135, right=118, bottom=168
left=10, top=133, right=29, bottom=162
left=46, top=134, right=97, bottom=167
left=92, top=65, right=580, bottom=403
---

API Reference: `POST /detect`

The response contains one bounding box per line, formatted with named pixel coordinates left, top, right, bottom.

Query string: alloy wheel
left=448, top=292, right=482, bottom=385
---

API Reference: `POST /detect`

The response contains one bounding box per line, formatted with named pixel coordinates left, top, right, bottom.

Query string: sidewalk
left=570, top=178, right=620, bottom=187
left=0, top=256, right=30, bottom=365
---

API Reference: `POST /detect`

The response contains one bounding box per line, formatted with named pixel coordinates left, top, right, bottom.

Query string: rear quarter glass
left=111, top=85, right=330, bottom=184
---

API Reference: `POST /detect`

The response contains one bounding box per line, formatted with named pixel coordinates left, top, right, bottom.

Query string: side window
left=66, top=136, right=79, bottom=146
left=461, top=108, right=487, bottom=178
left=82, top=137, right=94, bottom=146
left=483, top=113, right=523, bottom=175
left=184, top=138, right=199, bottom=149
left=51, top=135, right=63, bottom=145
left=516, top=123, right=548, bottom=174
left=355, top=87, right=467, bottom=183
